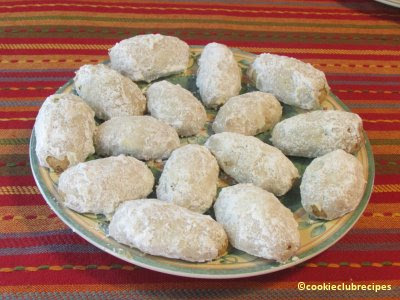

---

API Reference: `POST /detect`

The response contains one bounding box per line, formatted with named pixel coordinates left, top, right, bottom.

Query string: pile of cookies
left=34, top=34, right=366, bottom=263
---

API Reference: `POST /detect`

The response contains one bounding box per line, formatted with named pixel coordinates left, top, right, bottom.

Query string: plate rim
left=374, top=0, right=400, bottom=8
left=29, top=46, right=375, bottom=279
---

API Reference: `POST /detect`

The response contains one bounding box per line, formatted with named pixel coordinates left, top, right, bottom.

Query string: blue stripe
left=0, top=229, right=73, bottom=239
left=0, top=244, right=101, bottom=256
left=0, top=101, right=43, bottom=107
left=347, top=103, right=400, bottom=108
left=0, top=77, right=71, bottom=82
left=0, top=69, right=75, bottom=73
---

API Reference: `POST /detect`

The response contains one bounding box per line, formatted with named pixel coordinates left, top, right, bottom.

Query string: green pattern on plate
left=29, top=47, right=375, bottom=279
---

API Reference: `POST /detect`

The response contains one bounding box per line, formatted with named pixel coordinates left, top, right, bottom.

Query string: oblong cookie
left=74, top=64, right=146, bottom=120
left=109, top=34, right=190, bottom=82
left=271, top=110, right=364, bottom=158
left=212, top=91, right=282, bottom=136
left=109, top=199, right=228, bottom=262
left=196, top=42, right=241, bottom=108
left=157, top=144, right=219, bottom=213
left=214, top=184, right=300, bottom=262
left=58, top=155, right=154, bottom=215
left=300, top=149, right=366, bottom=220
left=147, top=80, right=207, bottom=137
left=248, top=53, right=330, bottom=110
left=35, top=93, right=96, bottom=172
left=205, top=132, right=299, bottom=196
left=94, top=116, right=180, bottom=160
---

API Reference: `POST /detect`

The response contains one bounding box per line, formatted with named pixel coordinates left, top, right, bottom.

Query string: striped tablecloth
left=1, top=0, right=399, bottom=299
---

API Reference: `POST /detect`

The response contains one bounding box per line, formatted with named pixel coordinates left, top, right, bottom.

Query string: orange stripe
left=364, top=203, right=400, bottom=212
left=0, top=3, right=397, bottom=17
left=0, top=129, right=32, bottom=138
left=0, top=19, right=398, bottom=35
left=372, top=145, right=400, bottom=155
left=355, top=218, right=400, bottom=229
left=373, top=185, right=400, bottom=193
left=1, top=10, right=398, bottom=26
left=3, top=43, right=399, bottom=56
left=0, top=144, right=29, bottom=155
left=0, top=55, right=106, bottom=69
left=0, top=107, right=39, bottom=112
left=352, top=108, right=400, bottom=114
left=366, top=131, right=400, bottom=139
left=0, top=186, right=40, bottom=195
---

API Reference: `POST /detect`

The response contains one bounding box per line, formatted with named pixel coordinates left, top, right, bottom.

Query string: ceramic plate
left=374, top=0, right=400, bottom=8
left=30, top=47, right=374, bottom=279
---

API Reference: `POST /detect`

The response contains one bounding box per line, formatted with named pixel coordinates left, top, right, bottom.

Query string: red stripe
left=0, top=120, right=35, bottom=129
left=359, top=113, right=400, bottom=119
left=0, top=90, right=55, bottom=99
left=0, top=0, right=393, bottom=12
left=342, top=232, right=400, bottom=244
left=0, top=176, right=37, bottom=186
left=373, top=175, right=400, bottom=185
left=0, top=49, right=106, bottom=56
left=363, top=122, right=400, bottom=131
left=3, top=48, right=399, bottom=62
left=328, top=75, right=400, bottom=83
left=331, top=84, right=400, bottom=91
left=0, top=72, right=74, bottom=78
left=0, top=253, right=126, bottom=269
left=0, top=234, right=88, bottom=248
left=369, top=193, right=400, bottom=203
left=310, top=250, right=400, bottom=264
left=2, top=5, right=398, bottom=21
left=0, top=2, right=392, bottom=14
left=4, top=37, right=400, bottom=52
left=0, top=111, right=37, bottom=118
left=0, top=1, right=367, bottom=11
left=0, top=81, right=65, bottom=88
left=333, top=91, right=400, bottom=101
left=0, top=194, right=44, bottom=206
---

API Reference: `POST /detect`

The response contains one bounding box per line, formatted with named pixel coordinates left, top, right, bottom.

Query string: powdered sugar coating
left=74, top=64, right=146, bottom=120
left=205, top=132, right=299, bottom=196
left=58, top=155, right=154, bottom=215
left=271, top=110, right=364, bottom=158
left=214, top=184, right=300, bottom=262
left=248, top=53, right=330, bottom=110
left=94, top=116, right=180, bottom=160
left=212, top=91, right=282, bottom=136
left=300, top=150, right=366, bottom=220
left=109, top=34, right=190, bottom=82
left=109, top=199, right=228, bottom=262
left=157, top=144, right=219, bottom=213
left=196, top=43, right=241, bottom=108
left=146, top=80, right=207, bottom=137
left=35, top=93, right=96, bottom=172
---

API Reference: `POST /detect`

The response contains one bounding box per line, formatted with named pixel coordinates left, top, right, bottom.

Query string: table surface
left=0, top=0, right=399, bottom=299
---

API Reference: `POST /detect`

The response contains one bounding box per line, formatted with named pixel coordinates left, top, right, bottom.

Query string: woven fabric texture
left=0, top=0, right=399, bottom=299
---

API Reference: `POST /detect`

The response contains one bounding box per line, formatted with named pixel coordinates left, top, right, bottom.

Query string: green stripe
left=1, top=26, right=399, bottom=45
left=0, top=138, right=30, bottom=145
left=375, top=165, right=400, bottom=175
left=2, top=15, right=399, bottom=29
left=370, top=139, right=400, bottom=145
left=374, top=154, right=400, bottom=161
